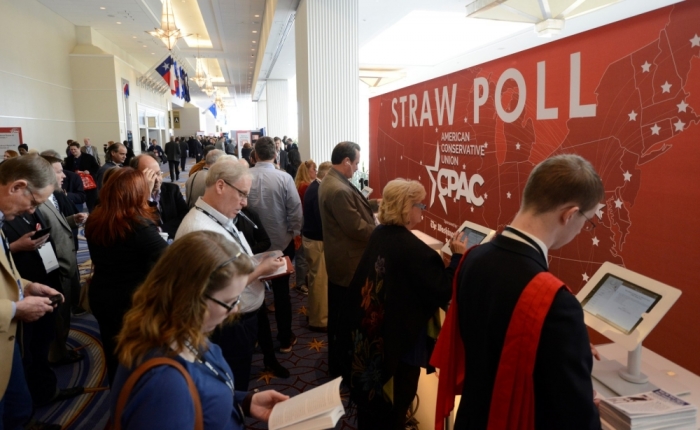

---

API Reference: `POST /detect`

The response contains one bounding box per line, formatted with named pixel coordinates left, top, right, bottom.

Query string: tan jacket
left=318, top=168, right=378, bottom=287
left=0, top=230, right=28, bottom=397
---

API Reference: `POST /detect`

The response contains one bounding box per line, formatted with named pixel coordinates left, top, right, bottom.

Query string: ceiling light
left=151, top=53, right=155, bottom=55
left=255, top=14, right=259, bottom=17
left=252, top=30, right=257, bottom=33
left=203, top=77, right=215, bottom=97
left=143, top=45, right=147, bottom=47
left=147, top=0, right=184, bottom=51
left=116, top=21, right=122, bottom=24
left=100, top=7, right=106, bottom=10
left=132, top=36, right=137, bottom=39
left=252, top=41, right=256, bottom=43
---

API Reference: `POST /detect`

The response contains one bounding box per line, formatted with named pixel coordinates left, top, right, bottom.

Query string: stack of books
left=599, top=389, right=697, bottom=429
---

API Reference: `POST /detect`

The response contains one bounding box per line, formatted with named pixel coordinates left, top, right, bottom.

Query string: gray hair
left=40, top=149, right=61, bottom=159
left=205, top=159, right=250, bottom=188
left=205, top=149, right=225, bottom=166
left=0, top=153, right=56, bottom=190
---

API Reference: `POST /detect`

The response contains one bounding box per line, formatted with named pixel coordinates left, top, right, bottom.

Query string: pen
left=237, top=211, right=258, bottom=229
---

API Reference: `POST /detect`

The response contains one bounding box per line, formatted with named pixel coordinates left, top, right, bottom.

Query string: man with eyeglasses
left=432, top=154, right=605, bottom=430
left=131, top=153, right=188, bottom=240
left=0, top=154, right=66, bottom=429
left=176, top=158, right=288, bottom=389
left=246, top=137, right=303, bottom=354
left=94, top=142, right=127, bottom=190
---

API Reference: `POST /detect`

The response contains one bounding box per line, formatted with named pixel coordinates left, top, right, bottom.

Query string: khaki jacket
left=318, top=168, right=378, bottom=287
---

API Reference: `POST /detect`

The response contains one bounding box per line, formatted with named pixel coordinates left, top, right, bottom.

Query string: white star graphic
left=691, top=34, right=700, bottom=47
left=435, top=127, right=438, bottom=132
left=515, top=142, right=521, bottom=150
left=582, top=273, right=590, bottom=282
left=425, top=147, right=441, bottom=210
left=464, top=117, right=468, bottom=123
left=470, top=206, right=474, bottom=212
left=595, top=203, right=605, bottom=220
left=623, top=171, right=632, bottom=182
left=641, top=61, right=651, bottom=73
left=628, top=110, right=637, bottom=121
left=661, top=81, right=672, bottom=93
left=592, top=237, right=600, bottom=246
left=484, top=193, right=488, bottom=200
left=650, top=124, right=661, bottom=135
left=677, top=100, right=689, bottom=112
left=462, top=164, right=466, bottom=170
left=614, top=198, right=623, bottom=209
left=400, top=155, right=403, bottom=160
left=418, top=175, right=421, bottom=180
left=506, top=192, right=511, bottom=199
left=674, top=119, right=686, bottom=132
left=483, top=142, right=488, bottom=148
left=420, top=160, right=422, bottom=165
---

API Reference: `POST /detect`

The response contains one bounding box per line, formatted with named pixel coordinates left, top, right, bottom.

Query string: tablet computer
left=441, top=220, right=495, bottom=256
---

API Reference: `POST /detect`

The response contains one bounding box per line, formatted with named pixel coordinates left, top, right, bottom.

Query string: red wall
left=369, top=3, right=700, bottom=374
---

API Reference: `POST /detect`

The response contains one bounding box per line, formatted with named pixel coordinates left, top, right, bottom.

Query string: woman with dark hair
left=110, top=231, right=288, bottom=429
left=17, top=143, right=29, bottom=155
left=285, top=147, right=301, bottom=178
left=241, top=142, right=252, bottom=164
left=85, top=167, right=167, bottom=384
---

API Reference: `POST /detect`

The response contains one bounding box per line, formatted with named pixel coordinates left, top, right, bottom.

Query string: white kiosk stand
left=577, top=262, right=685, bottom=396
left=440, top=220, right=496, bottom=257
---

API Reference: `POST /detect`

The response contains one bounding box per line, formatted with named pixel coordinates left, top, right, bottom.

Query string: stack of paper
left=599, top=389, right=697, bottom=429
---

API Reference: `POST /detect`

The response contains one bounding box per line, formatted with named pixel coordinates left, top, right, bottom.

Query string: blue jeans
left=0, top=342, right=33, bottom=430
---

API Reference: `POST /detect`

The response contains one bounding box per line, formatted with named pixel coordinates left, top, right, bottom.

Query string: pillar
left=295, top=0, right=359, bottom=163
left=265, top=80, right=289, bottom=139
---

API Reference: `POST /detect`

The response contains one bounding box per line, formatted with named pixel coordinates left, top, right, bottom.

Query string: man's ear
left=560, top=205, right=580, bottom=226
left=9, top=179, right=28, bottom=194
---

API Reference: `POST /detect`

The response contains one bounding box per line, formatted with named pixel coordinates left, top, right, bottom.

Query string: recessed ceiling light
left=100, top=6, right=106, bottom=10
left=255, top=14, right=260, bottom=17
left=252, top=30, right=257, bottom=33
left=143, top=45, right=147, bottom=47
left=132, top=36, right=137, bottom=39
left=252, top=41, right=256, bottom=43
left=151, top=53, right=155, bottom=55
left=251, top=48, right=254, bottom=51
left=116, top=21, right=122, bottom=24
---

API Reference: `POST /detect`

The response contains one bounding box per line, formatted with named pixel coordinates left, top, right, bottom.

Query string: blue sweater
left=110, top=342, right=248, bottom=429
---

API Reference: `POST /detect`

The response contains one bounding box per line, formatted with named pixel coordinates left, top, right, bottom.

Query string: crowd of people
left=0, top=134, right=605, bottom=430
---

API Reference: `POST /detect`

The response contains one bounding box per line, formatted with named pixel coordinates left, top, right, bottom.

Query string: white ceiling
left=36, top=0, right=685, bottom=110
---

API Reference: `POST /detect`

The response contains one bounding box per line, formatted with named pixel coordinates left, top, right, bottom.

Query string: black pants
left=211, top=310, right=258, bottom=391
left=85, top=189, right=98, bottom=212
left=270, top=240, right=295, bottom=346
left=180, top=156, right=187, bottom=171
left=22, top=313, right=58, bottom=406
left=356, top=361, right=421, bottom=430
left=167, top=160, right=180, bottom=180
left=328, top=280, right=351, bottom=378
left=90, top=300, right=126, bottom=385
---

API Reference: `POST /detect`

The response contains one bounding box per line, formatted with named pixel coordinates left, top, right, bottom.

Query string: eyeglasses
left=222, top=180, right=249, bottom=200
left=413, top=203, right=427, bottom=211
left=204, top=294, right=240, bottom=312
left=579, top=211, right=596, bottom=231
left=27, top=188, right=41, bottom=209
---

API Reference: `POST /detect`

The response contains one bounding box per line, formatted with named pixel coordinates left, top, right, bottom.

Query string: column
left=265, top=80, right=289, bottom=138
left=256, top=100, right=268, bottom=131
left=295, top=0, right=359, bottom=163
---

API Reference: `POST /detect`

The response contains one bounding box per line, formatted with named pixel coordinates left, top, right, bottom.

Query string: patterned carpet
left=34, top=157, right=357, bottom=429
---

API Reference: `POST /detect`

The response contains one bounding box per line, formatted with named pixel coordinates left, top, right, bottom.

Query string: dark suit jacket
left=302, top=180, right=323, bottom=241
left=455, top=234, right=600, bottom=430
left=318, top=168, right=378, bottom=286
left=234, top=208, right=270, bottom=254
left=2, top=213, right=57, bottom=287
left=64, top=154, right=99, bottom=176
left=178, top=141, right=188, bottom=158
left=276, top=150, right=289, bottom=171
left=62, top=170, right=85, bottom=209
left=164, top=141, right=180, bottom=160
left=156, top=182, right=188, bottom=239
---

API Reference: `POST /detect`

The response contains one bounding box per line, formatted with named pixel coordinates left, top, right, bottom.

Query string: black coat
left=153, top=182, right=188, bottom=239
left=2, top=212, right=57, bottom=287
left=62, top=169, right=85, bottom=210
left=454, top=234, right=600, bottom=430
left=65, top=154, right=99, bottom=176
left=234, top=207, right=270, bottom=254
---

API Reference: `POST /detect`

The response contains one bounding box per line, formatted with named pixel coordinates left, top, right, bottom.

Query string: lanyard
left=184, top=340, right=234, bottom=394
left=195, top=206, right=249, bottom=255
left=1, top=232, right=24, bottom=300
left=504, top=226, right=546, bottom=263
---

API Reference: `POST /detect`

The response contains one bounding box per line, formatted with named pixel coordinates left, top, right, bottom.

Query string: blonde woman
left=109, top=231, right=288, bottom=429
left=292, top=159, right=317, bottom=295
left=343, top=179, right=468, bottom=429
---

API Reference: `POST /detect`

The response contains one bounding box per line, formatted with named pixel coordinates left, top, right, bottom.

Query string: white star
left=661, top=81, right=672, bottom=93
left=506, top=192, right=511, bottom=199
left=470, top=206, right=474, bottom=212
left=592, top=237, right=600, bottom=246
left=400, top=155, right=403, bottom=160
left=424, top=147, right=442, bottom=210
left=462, top=164, right=466, bottom=170
left=691, top=34, right=700, bottom=48
left=674, top=119, right=686, bottom=132
left=650, top=124, right=661, bottom=135
left=641, top=61, right=651, bottom=73
left=484, top=193, right=488, bottom=199
left=483, top=142, right=488, bottom=148
left=623, top=171, right=632, bottom=182
left=418, top=175, right=421, bottom=180
left=420, top=160, right=422, bottom=165
left=464, top=117, right=468, bottom=123
left=677, top=100, right=689, bottom=112
left=595, top=203, right=605, bottom=219
left=582, top=273, right=590, bottom=282
left=515, top=142, right=521, bottom=150
left=614, top=198, right=623, bottom=208
left=628, top=110, right=638, bottom=121
left=435, top=127, right=438, bottom=132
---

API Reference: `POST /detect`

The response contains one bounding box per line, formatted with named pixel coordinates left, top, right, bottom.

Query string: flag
left=173, top=59, right=180, bottom=97
left=155, top=56, right=174, bottom=91
left=208, top=103, right=217, bottom=118
left=181, top=68, right=190, bottom=102
left=123, top=83, right=129, bottom=98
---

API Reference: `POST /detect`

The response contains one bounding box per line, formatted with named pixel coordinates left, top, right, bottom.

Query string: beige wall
left=0, top=0, right=77, bottom=152
left=173, top=106, right=203, bottom=138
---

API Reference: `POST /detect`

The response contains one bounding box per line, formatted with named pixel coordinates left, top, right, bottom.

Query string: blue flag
left=182, top=69, right=191, bottom=102
left=208, top=104, right=217, bottom=118
left=155, top=56, right=173, bottom=90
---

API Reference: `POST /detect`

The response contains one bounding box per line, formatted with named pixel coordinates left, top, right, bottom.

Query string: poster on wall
left=0, top=127, right=23, bottom=153
left=369, top=3, right=700, bottom=370
left=236, top=131, right=251, bottom=158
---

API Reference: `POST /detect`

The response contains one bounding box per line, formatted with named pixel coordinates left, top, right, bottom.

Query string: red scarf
left=430, top=257, right=568, bottom=430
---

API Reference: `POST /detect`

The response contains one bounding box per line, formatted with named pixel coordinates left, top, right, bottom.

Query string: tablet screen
left=459, top=227, right=487, bottom=249
left=581, top=274, right=662, bottom=334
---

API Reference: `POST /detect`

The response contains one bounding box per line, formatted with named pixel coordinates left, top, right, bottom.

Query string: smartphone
left=32, top=227, right=51, bottom=239
left=49, top=294, right=63, bottom=306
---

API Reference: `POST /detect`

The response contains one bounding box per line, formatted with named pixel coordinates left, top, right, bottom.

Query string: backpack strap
left=112, top=357, right=204, bottom=430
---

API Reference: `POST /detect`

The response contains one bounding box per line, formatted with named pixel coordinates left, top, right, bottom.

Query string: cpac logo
left=425, top=147, right=485, bottom=214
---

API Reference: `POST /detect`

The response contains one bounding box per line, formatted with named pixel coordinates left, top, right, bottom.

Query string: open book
left=268, top=377, right=345, bottom=430
left=251, top=251, right=293, bottom=280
